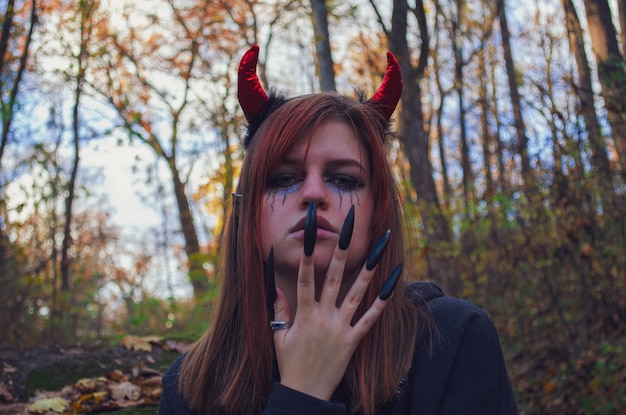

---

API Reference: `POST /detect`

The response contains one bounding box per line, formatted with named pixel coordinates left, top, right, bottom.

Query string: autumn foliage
left=1, top=0, right=625, bottom=414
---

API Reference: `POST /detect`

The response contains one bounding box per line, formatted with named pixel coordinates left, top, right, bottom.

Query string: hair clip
left=232, top=192, right=242, bottom=212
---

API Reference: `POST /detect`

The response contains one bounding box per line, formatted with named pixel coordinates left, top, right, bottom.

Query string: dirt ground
left=0, top=342, right=180, bottom=414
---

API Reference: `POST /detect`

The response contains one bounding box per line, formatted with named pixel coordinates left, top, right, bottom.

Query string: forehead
left=283, top=120, right=369, bottom=167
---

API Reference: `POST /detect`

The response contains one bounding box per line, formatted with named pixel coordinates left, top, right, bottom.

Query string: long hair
left=178, top=93, right=420, bottom=415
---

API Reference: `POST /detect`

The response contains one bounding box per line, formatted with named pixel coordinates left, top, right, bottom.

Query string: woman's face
left=261, top=119, right=374, bottom=282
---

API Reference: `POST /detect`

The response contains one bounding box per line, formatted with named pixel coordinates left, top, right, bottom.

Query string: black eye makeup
left=266, top=172, right=302, bottom=196
left=264, top=157, right=368, bottom=199
left=327, top=174, right=363, bottom=192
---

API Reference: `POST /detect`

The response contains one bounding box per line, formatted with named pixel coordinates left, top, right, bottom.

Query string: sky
left=81, top=138, right=160, bottom=231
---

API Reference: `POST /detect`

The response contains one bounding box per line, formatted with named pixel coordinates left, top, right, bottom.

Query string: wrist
left=279, top=379, right=334, bottom=402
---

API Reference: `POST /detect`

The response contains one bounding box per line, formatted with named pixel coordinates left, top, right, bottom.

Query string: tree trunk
left=562, top=0, right=613, bottom=205
left=432, top=15, right=451, bottom=204
left=169, top=159, right=210, bottom=303
left=97, top=8, right=212, bottom=302
left=563, top=0, right=609, bottom=171
left=0, top=0, right=36, bottom=171
left=582, top=0, right=626, bottom=180
left=489, top=47, right=508, bottom=196
left=450, top=0, right=474, bottom=216
left=478, top=48, right=494, bottom=206
left=61, top=0, right=91, bottom=292
left=617, top=0, right=626, bottom=66
left=310, top=0, right=336, bottom=92
left=220, top=123, right=234, bottom=241
left=435, top=91, right=451, bottom=204
left=544, top=52, right=568, bottom=206
left=0, top=0, right=17, bottom=279
left=0, top=0, right=16, bottom=76
left=497, top=0, right=533, bottom=192
left=60, top=86, right=81, bottom=292
left=388, top=0, right=461, bottom=295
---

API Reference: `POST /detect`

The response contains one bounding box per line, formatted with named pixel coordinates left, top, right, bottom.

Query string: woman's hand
left=270, top=203, right=400, bottom=401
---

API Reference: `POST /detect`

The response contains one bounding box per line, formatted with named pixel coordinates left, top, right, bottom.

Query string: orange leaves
left=542, top=380, right=555, bottom=394
left=1, top=337, right=192, bottom=413
left=21, top=345, right=174, bottom=414
left=25, top=365, right=163, bottom=414
left=121, top=335, right=162, bottom=352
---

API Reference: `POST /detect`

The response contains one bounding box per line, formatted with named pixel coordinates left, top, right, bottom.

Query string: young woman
left=159, top=45, right=518, bottom=415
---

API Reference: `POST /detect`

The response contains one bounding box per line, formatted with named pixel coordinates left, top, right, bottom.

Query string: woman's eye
left=267, top=174, right=299, bottom=189
left=329, top=175, right=360, bottom=191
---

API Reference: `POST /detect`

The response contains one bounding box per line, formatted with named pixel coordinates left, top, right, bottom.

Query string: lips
left=290, top=215, right=336, bottom=234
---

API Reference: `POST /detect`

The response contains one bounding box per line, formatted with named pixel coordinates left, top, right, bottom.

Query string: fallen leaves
left=27, top=397, right=68, bottom=414
left=25, top=363, right=163, bottom=414
left=2, top=364, right=16, bottom=376
left=163, top=339, right=191, bottom=354
left=109, top=381, right=141, bottom=401
left=121, top=335, right=162, bottom=352
left=0, top=336, right=192, bottom=414
left=0, top=363, right=18, bottom=404
left=0, top=383, right=14, bottom=403
left=120, top=335, right=190, bottom=354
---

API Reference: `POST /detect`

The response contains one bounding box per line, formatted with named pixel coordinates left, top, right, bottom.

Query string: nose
left=298, top=173, right=329, bottom=209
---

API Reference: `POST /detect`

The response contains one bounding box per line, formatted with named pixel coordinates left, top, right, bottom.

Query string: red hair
left=179, top=93, right=420, bottom=415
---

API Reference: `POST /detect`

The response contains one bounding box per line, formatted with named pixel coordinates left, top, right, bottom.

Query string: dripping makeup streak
left=265, top=156, right=368, bottom=210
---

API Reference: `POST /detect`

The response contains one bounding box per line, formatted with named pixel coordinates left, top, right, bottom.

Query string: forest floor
left=0, top=338, right=184, bottom=415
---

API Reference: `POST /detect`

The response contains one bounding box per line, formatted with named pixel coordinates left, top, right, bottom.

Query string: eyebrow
left=280, top=157, right=367, bottom=173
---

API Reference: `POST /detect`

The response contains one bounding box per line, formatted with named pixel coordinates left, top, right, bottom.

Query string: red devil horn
left=367, top=52, right=403, bottom=120
left=238, top=45, right=269, bottom=122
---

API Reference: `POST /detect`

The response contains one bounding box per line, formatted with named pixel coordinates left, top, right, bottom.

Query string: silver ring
left=270, top=320, right=291, bottom=331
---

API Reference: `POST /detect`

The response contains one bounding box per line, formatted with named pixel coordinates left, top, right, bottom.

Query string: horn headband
left=238, top=45, right=402, bottom=149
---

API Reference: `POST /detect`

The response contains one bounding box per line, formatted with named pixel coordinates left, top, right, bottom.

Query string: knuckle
left=333, top=248, right=348, bottom=262
left=344, top=292, right=361, bottom=308
left=298, top=278, right=314, bottom=289
left=325, top=272, right=341, bottom=288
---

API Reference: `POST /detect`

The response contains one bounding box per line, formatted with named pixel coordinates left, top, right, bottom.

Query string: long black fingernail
left=365, top=229, right=391, bottom=270
left=379, top=263, right=403, bottom=300
left=265, top=247, right=276, bottom=319
left=338, top=205, right=355, bottom=250
left=304, top=201, right=317, bottom=256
